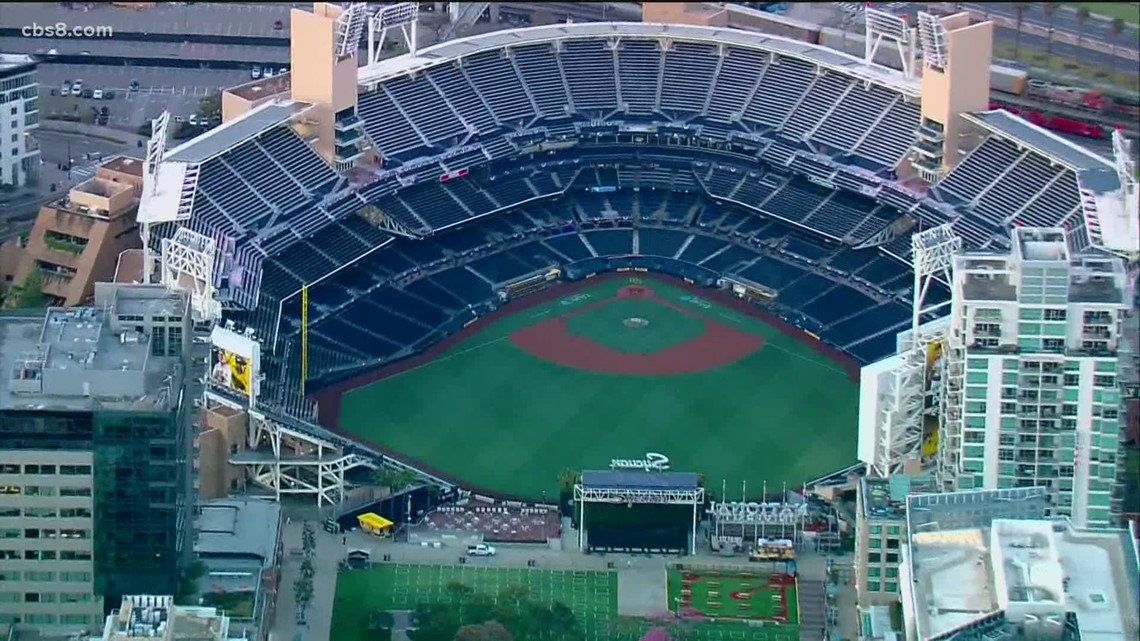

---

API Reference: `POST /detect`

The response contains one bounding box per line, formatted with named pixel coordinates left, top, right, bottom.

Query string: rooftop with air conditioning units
left=100, top=594, right=236, bottom=641
left=0, top=282, right=188, bottom=411
left=900, top=489, right=1139, bottom=641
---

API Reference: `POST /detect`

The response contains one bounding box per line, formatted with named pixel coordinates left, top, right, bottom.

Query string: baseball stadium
left=160, top=0, right=1136, bottom=508
left=146, top=1, right=1137, bottom=636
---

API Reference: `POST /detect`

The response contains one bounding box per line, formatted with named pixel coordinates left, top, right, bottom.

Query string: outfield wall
left=309, top=270, right=861, bottom=503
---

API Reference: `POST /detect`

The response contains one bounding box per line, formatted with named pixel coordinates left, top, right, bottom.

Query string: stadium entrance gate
left=574, top=470, right=704, bottom=555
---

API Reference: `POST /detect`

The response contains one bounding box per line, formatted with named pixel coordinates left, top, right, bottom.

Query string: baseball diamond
left=321, top=274, right=859, bottom=500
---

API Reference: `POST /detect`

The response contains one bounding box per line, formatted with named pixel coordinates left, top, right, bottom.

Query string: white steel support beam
left=573, top=485, right=705, bottom=555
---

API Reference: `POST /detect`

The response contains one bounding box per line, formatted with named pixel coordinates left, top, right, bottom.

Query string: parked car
left=81, top=89, right=94, bottom=99
left=128, top=80, right=140, bottom=92
left=262, top=66, right=275, bottom=78
left=466, top=544, right=496, bottom=557
left=273, top=19, right=284, bottom=30
left=92, top=89, right=103, bottom=100
left=250, top=66, right=261, bottom=79
left=103, top=90, right=116, bottom=100
left=278, top=67, right=287, bottom=76
left=60, top=83, right=70, bottom=96
left=188, top=114, right=199, bottom=127
left=72, top=79, right=83, bottom=93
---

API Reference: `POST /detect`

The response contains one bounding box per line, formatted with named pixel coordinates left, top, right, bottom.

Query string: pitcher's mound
left=623, top=317, right=650, bottom=329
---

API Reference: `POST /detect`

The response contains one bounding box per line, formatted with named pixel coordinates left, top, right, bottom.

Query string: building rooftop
left=114, top=249, right=147, bottom=284
left=902, top=488, right=1137, bottom=641
left=101, top=595, right=233, bottom=641
left=956, top=228, right=1130, bottom=306
left=0, top=53, right=35, bottom=74
left=195, top=498, right=281, bottom=566
left=227, top=73, right=290, bottom=102
left=101, top=155, right=146, bottom=178
left=0, top=283, right=186, bottom=411
left=908, top=520, right=1138, bottom=641
left=861, top=474, right=936, bottom=521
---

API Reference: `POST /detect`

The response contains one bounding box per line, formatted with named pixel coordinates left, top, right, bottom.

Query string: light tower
left=138, top=110, right=171, bottom=285
left=861, top=224, right=960, bottom=478
left=366, top=2, right=419, bottom=67
left=863, top=6, right=918, bottom=78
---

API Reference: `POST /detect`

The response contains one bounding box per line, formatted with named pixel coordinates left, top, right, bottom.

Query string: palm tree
left=1042, top=2, right=1060, bottom=56
left=1109, top=17, right=1126, bottom=73
left=1012, top=3, right=1029, bottom=60
left=1075, top=6, right=1090, bottom=48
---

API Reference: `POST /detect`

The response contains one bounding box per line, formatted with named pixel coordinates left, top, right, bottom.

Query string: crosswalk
left=835, top=2, right=909, bottom=15
left=67, top=163, right=98, bottom=182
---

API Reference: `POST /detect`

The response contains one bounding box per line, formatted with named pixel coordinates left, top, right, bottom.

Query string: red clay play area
left=509, top=285, right=766, bottom=375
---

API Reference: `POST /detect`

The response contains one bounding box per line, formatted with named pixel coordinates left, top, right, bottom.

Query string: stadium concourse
left=153, top=12, right=1134, bottom=501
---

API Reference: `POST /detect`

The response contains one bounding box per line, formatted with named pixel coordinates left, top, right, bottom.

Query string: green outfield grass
left=338, top=277, right=859, bottom=499
left=331, top=563, right=802, bottom=641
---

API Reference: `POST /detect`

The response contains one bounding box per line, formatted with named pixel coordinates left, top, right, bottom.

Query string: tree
left=1075, top=6, right=1090, bottom=48
left=455, top=621, right=514, bottom=641
left=302, top=521, right=317, bottom=556
left=368, top=610, right=395, bottom=633
left=198, top=92, right=221, bottom=121
left=300, top=557, right=314, bottom=582
left=293, top=575, right=313, bottom=613
left=1042, top=2, right=1060, bottom=56
left=557, top=468, right=579, bottom=492
left=1012, top=3, right=1029, bottom=59
left=14, top=268, right=45, bottom=309
left=373, top=466, right=419, bottom=492
left=1109, top=18, right=1125, bottom=71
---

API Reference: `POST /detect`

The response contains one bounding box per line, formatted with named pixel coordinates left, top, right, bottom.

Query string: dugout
left=575, top=470, right=704, bottom=556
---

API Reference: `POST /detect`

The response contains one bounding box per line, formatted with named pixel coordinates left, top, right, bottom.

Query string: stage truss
left=708, top=500, right=810, bottom=552
left=573, top=484, right=705, bottom=555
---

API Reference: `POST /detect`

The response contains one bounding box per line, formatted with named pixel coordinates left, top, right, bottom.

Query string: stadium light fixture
left=335, top=2, right=369, bottom=60
left=864, top=7, right=917, bottom=77
left=367, top=2, right=419, bottom=67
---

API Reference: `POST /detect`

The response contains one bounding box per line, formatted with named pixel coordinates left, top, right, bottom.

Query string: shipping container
left=989, top=64, right=1028, bottom=96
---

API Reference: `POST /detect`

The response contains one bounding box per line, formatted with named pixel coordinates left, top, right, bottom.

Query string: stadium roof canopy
left=358, top=21, right=920, bottom=96
left=165, top=100, right=312, bottom=164
left=965, top=110, right=1118, bottom=191
left=581, top=470, right=700, bottom=491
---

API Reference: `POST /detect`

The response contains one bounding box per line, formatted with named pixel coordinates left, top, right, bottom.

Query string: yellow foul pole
left=300, top=284, right=308, bottom=396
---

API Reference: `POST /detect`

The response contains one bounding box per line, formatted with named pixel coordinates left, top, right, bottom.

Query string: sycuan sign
left=610, top=452, right=670, bottom=472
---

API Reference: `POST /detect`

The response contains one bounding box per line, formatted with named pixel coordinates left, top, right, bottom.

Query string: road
left=37, top=64, right=249, bottom=127
left=0, top=2, right=293, bottom=39
left=34, top=129, right=138, bottom=190
left=1, top=36, right=288, bottom=65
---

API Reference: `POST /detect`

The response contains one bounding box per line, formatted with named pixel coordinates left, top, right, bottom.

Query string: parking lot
left=37, top=64, right=251, bottom=128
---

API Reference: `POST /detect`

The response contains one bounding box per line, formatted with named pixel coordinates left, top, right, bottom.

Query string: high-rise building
left=0, top=283, right=194, bottom=636
left=0, top=53, right=40, bottom=188
left=939, top=227, right=1132, bottom=528
left=855, top=474, right=937, bottom=607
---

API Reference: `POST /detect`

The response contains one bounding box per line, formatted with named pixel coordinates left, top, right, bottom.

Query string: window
left=0, top=572, right=18, bottom=582
left=0, top=529, right=19, bottom=539
left=24, top=486, right=55, bottom=497
left=23, top=464, right=55, bottom=475
left=60, top=550, right=91, bottom=561
left=59, top=529, right=88, bottom=540
left=885, top=581, right=898, bottom=593
left=0, top=592, right=17, bottom=603
left=0, top=508, right=17, bottom=518
left=60, top=593, right=92, bottom=604
left=0, top=486, right=19, bottom=495
left=60, top=614, right=90, bottom=626
left=868, top=552, right=881, bottom=563
left=24, top=507, right=56, bottom=518
left=24, top=614, right=54, bottom=625
left=59, top=487, right=91, bottom=497
left=60, top=508, right=91, bottom=518
left=24, top=592, right=39, bottom=603
left=868, top=581, right=881, bottom=592
left=23, top=571, right=52, bottom=582
left=59, top=465, right=91, bottom=476
left=59, top=572, right=91, bottom=582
